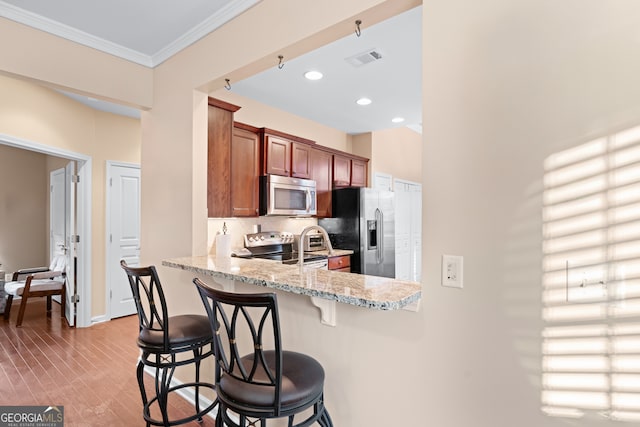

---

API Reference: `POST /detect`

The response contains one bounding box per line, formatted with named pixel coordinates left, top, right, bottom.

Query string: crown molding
left=0, top=0, right=261, bottom=68
left=0, top=1, right=152, bottom=66
left=151, top=0, right=260, bottom=66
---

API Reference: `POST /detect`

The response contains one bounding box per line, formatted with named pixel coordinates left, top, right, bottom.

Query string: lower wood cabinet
left=328, top=255, right=351, bottom=272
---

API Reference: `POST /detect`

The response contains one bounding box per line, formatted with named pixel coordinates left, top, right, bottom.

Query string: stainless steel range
left=237, top=231, right=328, bottom=269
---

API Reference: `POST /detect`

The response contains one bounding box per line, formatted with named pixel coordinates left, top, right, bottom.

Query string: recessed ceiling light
left=356, top=97, right=372, bottom=106
left=392, top=117, right=405, bottom=123
left=304, top=71, right=323, bottom=80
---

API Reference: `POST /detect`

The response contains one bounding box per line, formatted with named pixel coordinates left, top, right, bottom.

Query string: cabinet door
left=291, top=142, right=312, bottom=179
left=265, top=135, right=291, bottom=176
left=333, top=154, right=351, bottom=187
left=351, top=159, right=367, bottom=187
left=231, top=127, right=260, bottom=217
left=310, top=148, right=333, bottom=218
left=207, top=105, right=233, bottom=218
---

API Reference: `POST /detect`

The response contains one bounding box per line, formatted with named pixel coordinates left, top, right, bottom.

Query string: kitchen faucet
left=299, top=225, right=335, bottom=266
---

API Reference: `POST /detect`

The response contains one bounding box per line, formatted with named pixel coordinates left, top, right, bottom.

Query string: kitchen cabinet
left=207, top=99, right=238, bottom=218
left=262, top=129, right=316, bottom=178
left=207, top=97, right=260, bottom=218
left=264, top=135, right=291, bottom=176
left=230, top=126, right=260, bottom=217
left=333, top=154, right=368, bottom=188
left=332, top=154, right=351, bottom=187
left=351, top=159, right=367, bottom=187
left=328, top=255, right=351, bottom=272
left=291, top=142, right=312, bottom=178
left=310, top=148, right=333, bottom=218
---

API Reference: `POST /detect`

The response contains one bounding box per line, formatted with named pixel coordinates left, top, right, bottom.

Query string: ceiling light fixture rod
left=224, top=79, right=231, bottom=90
left=278, top=55, right=285, bottom=70
left=355, top=20, right=362, bottom=37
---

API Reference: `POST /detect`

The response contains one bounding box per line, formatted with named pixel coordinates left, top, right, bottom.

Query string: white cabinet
left=394, top=179, right=422, bottom=282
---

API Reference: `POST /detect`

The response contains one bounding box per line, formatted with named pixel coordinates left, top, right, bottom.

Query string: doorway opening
left=0, top=132, right=92, bottom=328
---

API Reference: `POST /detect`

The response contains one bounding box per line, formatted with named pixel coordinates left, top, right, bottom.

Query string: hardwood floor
left=0, top=298, right=216, bottom=426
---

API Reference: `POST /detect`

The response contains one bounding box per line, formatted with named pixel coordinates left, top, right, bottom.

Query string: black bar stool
left=194, top=278, right=333, bottom=427
left=121, top=261, right=216, bottom=426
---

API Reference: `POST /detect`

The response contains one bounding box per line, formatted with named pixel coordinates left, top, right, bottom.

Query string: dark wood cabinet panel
left=264, top=135, right=291, bottom=176
left=207, top=104, right=233, bottom=218
left=351, top=159, right=367, bottom=187
left=310, top=148, right=333, bottom=218
left=291, top=142, right=312, bottom=179
left=332, top=154, right=351, bottom=188
left=230, top=127, right=260, bottom=217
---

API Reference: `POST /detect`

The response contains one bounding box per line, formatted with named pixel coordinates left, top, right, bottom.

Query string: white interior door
left=394, top=179, right=422, bottom=282
left=65, top=161, right=76, bottom=327
left=50, top=168, right=66, bottom=258
left=107, top=162, right=140, bottom=319
left=49, top=168, right=65, bottom=305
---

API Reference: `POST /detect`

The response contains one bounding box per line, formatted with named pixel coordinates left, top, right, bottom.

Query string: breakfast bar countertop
left=163, top=255, right=421, bottom=311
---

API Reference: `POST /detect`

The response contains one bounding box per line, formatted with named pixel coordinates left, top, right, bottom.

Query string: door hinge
left=109, top=234, right=112, bottom=243
left=72, top=174, right=80, bottom=183
left=110, top=177, right=112, bottom=187
left=72, top=294, right=80, bottom=303
left=72, top=235, right=80, bottom=243
left=110, top=290, right=112, bottom=300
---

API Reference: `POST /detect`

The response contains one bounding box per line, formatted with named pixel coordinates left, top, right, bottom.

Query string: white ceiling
left=0, top=1, right=422, bottom=134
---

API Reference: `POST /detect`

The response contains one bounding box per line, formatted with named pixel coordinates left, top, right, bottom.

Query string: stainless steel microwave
left=260, top=175, right=317, bottom=216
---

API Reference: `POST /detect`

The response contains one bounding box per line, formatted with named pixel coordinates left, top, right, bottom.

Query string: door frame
left=105, top=160, right=140, bottom=321
left=0, top=133, right=92, bottom=328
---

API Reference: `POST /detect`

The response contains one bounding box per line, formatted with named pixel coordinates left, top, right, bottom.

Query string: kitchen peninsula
left=163, top=255, right=421, bottom=326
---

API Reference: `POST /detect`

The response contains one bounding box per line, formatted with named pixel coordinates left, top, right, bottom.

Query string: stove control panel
left=244, top=231, right=295, bottom=248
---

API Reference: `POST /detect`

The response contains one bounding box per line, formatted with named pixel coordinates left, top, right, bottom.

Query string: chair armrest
left=12, top=267, right=50, bottom=281
left=31, top=271, right=64, bottom=280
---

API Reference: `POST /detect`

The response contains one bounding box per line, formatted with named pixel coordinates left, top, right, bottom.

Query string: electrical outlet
left=442, top=255, right=463, bottom=288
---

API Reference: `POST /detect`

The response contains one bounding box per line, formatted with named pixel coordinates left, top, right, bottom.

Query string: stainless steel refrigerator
left=319, top=187, right=395, bottom=278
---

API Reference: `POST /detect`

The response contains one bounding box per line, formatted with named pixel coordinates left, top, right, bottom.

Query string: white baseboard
left=91, top=315, right=109, bottom=324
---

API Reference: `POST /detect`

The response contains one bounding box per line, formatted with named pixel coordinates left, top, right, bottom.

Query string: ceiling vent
left=345, top=48, right=383, bottom=67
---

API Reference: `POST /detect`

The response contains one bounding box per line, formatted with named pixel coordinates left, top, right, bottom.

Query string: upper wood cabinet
left=351, top=159, right=367, bottom=187
left=261, top=129, right=316, bottom=178
left=332, top=154, right=351, bottom=187
left=310, top=148, right=333, bottom=218
left=291, top=142, right=312, bottom=179
left=207, top=100, right=238, bottom=218
left=230, top=126, right=260, bottom=217
left=264, top=135, right=291, bottom=176
left=333, top=153, right=368, bottom=188
left=207, top=98, right=260, bottom=218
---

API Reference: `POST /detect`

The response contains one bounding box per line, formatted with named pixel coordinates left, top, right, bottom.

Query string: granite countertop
left=163, top=255, right=421, bottom=311
left=308, top=249, right=353, bottom=257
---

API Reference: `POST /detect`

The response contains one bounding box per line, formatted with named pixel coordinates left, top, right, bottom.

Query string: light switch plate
left=442, top=254, right=463, bottom=288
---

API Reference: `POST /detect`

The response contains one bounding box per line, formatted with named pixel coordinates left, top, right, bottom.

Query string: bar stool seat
left=194, top=278, right=333, bottom=427
left=121, top=261, right=216, bottom=427
left=221, top=350, right=325, bottom=409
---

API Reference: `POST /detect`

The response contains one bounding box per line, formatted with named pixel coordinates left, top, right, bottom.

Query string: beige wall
left=0, top=145, right=48, bottom=274
left=211, top=90, right=352, bottom=153
left=422, top=0, right=640, bottom=426
left=372, top=127, right=422, bottom=183
left=0, top=75, right=141, bottom=317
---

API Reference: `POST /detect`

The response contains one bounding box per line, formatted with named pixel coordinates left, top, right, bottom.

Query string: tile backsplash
left=208, top=217, right=318, bottom=254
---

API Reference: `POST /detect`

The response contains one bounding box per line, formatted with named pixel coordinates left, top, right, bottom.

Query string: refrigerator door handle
left=375, top=208, right=383, bottom=264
